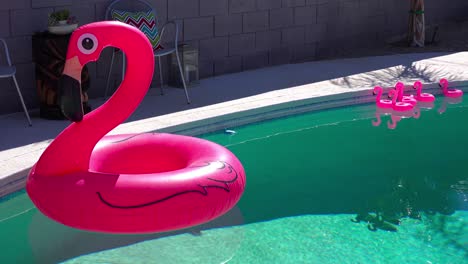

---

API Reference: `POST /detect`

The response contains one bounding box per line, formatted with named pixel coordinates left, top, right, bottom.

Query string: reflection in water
left=371, top=108, right=393, bottom=127
left=373, top=95, right=463, bottom=130
left=372, top=108, right=417, bottom=130
left=386, top=114, right=401, bottom=129
left=364, top=93, right=466, bottom=231
left=386, top=109, right=416, bottom=130
left=438, top=96, right=463, bottom=114
left=418, top=101, right=435, bottom=110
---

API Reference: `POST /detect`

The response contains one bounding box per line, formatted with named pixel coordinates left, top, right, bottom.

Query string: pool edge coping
left=157, top=81, right=468, bottom=136
left=1, top=81, right=468, bottom=198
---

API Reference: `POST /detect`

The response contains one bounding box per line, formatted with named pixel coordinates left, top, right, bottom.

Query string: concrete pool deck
left=1, top=51, right=468, bottom=197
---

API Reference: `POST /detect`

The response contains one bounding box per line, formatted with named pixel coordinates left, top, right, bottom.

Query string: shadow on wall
left=28, top=206, right=244, bottom=264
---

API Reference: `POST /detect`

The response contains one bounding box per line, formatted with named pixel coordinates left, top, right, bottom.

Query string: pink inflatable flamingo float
left=371, top=86, right=393, bottom=127
left=373, top=86, right=393, bottom=109
left=26, top=22, right=246, bottom=234
left=413, top=81, right=435, bottom=102
left=382, top=90, right=415, bottom=129
left=439, top=78, right=463, bottom=98
left=388, top=89, right=415, bottom=113
left=395, top=82, right=418, bottom=106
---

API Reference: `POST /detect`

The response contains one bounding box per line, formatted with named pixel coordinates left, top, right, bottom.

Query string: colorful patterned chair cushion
left=111, top=10, right=161, bottom=50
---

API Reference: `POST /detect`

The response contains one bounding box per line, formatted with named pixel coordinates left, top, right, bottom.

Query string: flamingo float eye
left=77, top=33, right=98, bottom=55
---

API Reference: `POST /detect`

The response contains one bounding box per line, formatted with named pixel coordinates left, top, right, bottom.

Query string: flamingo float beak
left=59, top=56, right=84, bottom=122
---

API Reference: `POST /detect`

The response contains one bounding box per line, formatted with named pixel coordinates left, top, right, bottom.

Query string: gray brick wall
left=200, top=0, right=228, bottom=16
left=32, top=0, right=72, bottom=8
left=215, top=14, right=242, bottom=36
left=0, top=0, right=467, bottom=115
left=0, top=11, right=9, bottom=37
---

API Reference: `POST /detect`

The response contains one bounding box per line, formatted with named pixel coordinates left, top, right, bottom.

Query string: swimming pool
left=1, top=95, right=467, bottom=263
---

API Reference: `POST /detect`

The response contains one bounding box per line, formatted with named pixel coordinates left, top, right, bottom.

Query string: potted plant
left=47, top=9, right=79, bottom=34
left=48, top=9, right=70, bottom=26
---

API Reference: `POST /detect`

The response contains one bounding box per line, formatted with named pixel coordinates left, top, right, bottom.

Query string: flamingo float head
left=413, top=81, right=422, bottom=90
left=388, top=89, right=396, bottom=99
left=394, top=82, right=405, bottom=100
left=60, top=24, right=108, bottom=122
left=439, top=78, right=448, bottom=88
left=413, top=80, right=423, bottom=96
left=59, top=21, right=152, bottom=122
left=373, top=86, right=382, bottom=95
left=395, top=82, right=405, bottom=90
left=65, top=26, right=106, bottom=70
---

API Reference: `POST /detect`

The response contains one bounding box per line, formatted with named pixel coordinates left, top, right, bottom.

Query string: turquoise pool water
left=1, top=95, right=467, bottom=263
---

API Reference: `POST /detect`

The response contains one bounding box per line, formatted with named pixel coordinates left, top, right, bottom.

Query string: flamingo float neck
left=389, top=89, right=398, bottom=105
left=414, top=81, right=423, bottom=96
left=373, top=86, right=383, bottom=101
left=34, top=22, right=155, bottom=177
left=395, top=82, right=405, bottom=101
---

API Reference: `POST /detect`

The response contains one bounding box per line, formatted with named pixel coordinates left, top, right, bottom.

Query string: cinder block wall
left=0, top=0, right=467, bottom=115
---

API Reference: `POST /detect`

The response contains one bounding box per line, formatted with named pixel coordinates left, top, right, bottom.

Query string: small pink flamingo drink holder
left=26, top=21, right=246, bottom=234
left=372, top=79, right=464, bottom=129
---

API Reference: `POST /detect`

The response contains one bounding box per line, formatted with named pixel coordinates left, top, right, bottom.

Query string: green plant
left=48, top=9, right=70, bottom=25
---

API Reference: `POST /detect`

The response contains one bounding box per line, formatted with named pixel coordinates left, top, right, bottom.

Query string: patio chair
left=0, top=38, right=32, bottom=126
left=105, top=0, right=191, bottom=104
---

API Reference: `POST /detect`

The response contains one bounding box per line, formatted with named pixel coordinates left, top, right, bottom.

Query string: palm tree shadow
left=330, top=61, right=461, bottom=90
left=424, top=212, right=468, bottom=256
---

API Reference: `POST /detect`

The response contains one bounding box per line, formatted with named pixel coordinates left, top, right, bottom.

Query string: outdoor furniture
left=0, top=38, right=32, bottom=126
left=32, top=32, right=91, bottom=120
left=168, top=44, right=199, bottom=88
left=105, top=0, right=191, bottom=104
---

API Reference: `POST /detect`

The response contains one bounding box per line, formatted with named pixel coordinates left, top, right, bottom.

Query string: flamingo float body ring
left=26, top=22, right=246, bottom=234
left=388, top=89, right=415, bottom=112
left=395, top=82, right=417, bottom=106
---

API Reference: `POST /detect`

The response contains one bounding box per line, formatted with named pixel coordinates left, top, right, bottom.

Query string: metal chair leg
left=13, top=75, right=32, bottom=126
left=105, top=50, right=116, bottom=99
left=158, top=57, right=164, bottom=95
left=175, top=50, right=191, bottom=104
